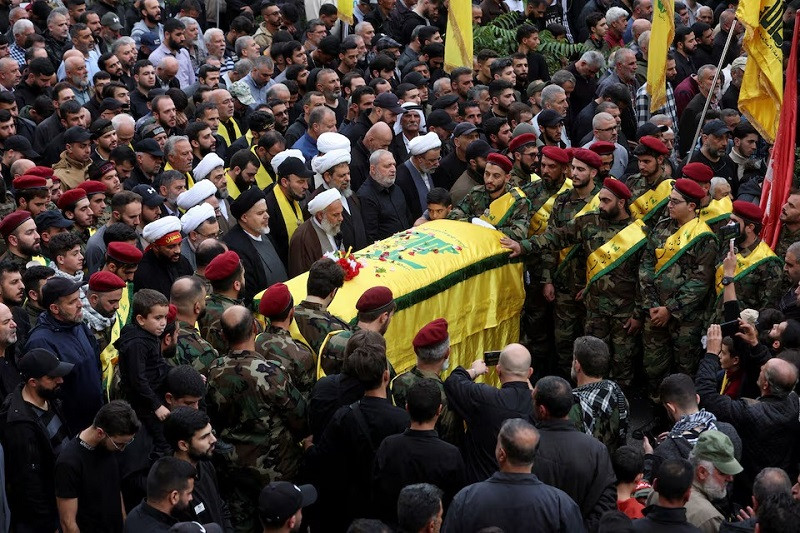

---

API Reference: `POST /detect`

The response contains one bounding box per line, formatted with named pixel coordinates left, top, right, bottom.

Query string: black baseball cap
left=5, top=135, right=39, bottom=159
left=19, top=348, right=74, bottom=379
left=427, top=109, right=456, bottom=131
left=100, top=98, right=124, bottom=113
left=466, top=139, right=495, bottom=161
left=702, top=119, right=730, bottom=136
left=64, top=126, right=92, bottom=144
left=374, top=92, right=405, bottom=114
left=277, top=157, right=313, bottom=180
left=402, top=71, right=430, bottom=87
left=134, top=138, right=165, bottom=157
left=41, top=277, right=83, bottom=308
left=431, top=94, right=459, bottom=110
left=537, top=109, right=565, bottom=127
left=258, top=482, right=317, bottom=527
left=132, top=184, right=166, bottom=207
left=35, top=209, right=74, bottom=231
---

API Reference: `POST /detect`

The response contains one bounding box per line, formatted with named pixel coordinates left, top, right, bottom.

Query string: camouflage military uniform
left=194, top=271, right=212, bottom=295
left=255, top=325, right=316, bottom=398
left=321, top=326, right=398, bottom=379
left=625, top=172, right=672, bottom=228
left=0, top=249, right=30, bottom=272
left=509, top=166, right=539, bottom=190
left=95, top=199, right=112, bottom=228
left=198, top=293, right=240, bottom=355
left=293, top=300, right=351, bottom=357
left=171, top=319, right=220, bottom=375
left=520, top=212, right=644, bottom=385
left=448, top=183, right=531, bottom=241
left=390, top=366, right=464, bottom=447
left=640, top=217, right=718, bottom=398
left=776, top=225, right=800, bottom=293
left=206, top=349, right=308, bottom=533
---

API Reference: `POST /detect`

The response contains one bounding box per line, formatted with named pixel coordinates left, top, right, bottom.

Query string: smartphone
left=484, top=351, right=501, bottom=366
left=720, top=319, right=740, bottom=338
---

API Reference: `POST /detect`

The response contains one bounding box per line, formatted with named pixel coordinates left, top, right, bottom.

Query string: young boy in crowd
left=413, top=187, right=453, bottom=226
left=115, top=288, right=172, bottom=452
left=49, top=232, right=85, bottom=284
left=612, top=445, right=646, bottom=519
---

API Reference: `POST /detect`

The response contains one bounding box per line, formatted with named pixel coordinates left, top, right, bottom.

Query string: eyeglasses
left=597, top=125, right=618, bottom=132
left=667, top=197, right=686, bottom=205
left=104, top=433, right=135, bottom=451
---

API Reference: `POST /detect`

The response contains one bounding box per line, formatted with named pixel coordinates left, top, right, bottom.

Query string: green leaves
left=472, top=12, right=521, bottom=56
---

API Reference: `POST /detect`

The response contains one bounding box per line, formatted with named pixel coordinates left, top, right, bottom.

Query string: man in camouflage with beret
left=625, top=136, right=674, bottom=228
left=390, top=318, right=464, bottom=446
left=256, top=282, right=316, bottom=397
left=508, top=133, right=539, bottom=188
left=0, top=210, right=42, bottom=272
left=293, top=258, right=350, bottom=361
left=199, top=250, right=247, bottom=355
left=589, top=141, right=616, bottom=185
left=206, top=305, right=308, bottom=533
left=170, top=275, right=220, bottom=374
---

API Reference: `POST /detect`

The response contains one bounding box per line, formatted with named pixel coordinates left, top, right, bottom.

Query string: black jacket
left=132, top=249, right=193, bottom=296
left=14, top=81, right=51, bottom=114
left=123, top=500, right=177, bottom=532
left=222, top=223, right=287, bottom=305
left=350, top=139, right=372, bottom=193
left=284, top=116, right=308, bottom=148
left=115, top=322, right=170, bottom=413
left=342, top=110, right=376, bottom=147
left=531, top=419, right=619, bottom=532
left=357, top=177, right=412, bottom=242
left=123, top=167, right=155, bottom=190
left=174, top=460, right=233, bottom=532
left=0, top=384, right=68, bottom=528
left=307, top=372, right=364, bottom=442
left=443, top=368, right=534, bottom=483
left=432, top=151, right=467, bottom=190
left=264, top=183, right=302, bottom=270
left=633, top=505, right=702, bottom=532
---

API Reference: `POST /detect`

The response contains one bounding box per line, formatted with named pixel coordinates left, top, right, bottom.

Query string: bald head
left=498, top=343, right=532, bottom=380
left=170, top=276, right=205, bottom=314
left=763, top=357, right=799, bottom=397
left=631, top=18, right=651, bottom=39
left=497, top=418, right=540, bottom=469
left=65, top=55, right=84, bottom=72
left=221, top=305, right=254, bottom=347
left=364, top=121, right=394, bottom=152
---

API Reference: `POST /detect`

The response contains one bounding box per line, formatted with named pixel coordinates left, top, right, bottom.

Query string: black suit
left=264, top=183, right=304, bottom=270
left=308, top=185, right=369, bottom=252
left=395, top=160, right=428, bottom=222
left=350, top=140, right=372, bottom=193
left=222, top=224, right=287, bottom=304
left=389, top=133, right=410, bottom=166
left=132, top=249, right=193, bottom=296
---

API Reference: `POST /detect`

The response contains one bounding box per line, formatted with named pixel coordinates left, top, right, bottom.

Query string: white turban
left=143, top=216, right=182, bottom=243
left=408, top=131, right=442, bottom=156
left=316, top=132, right=350, bottom=154
left=177, top=179, right=217, bottom=210
left=271, top=149, right=304, bottom=174
left=312, top=148, right=351, bottom=175
left=181, top=203, right=216, bottom=233
left=193, top=153, right=225, bottom=182
left=307, top=188, right=342, bottom=215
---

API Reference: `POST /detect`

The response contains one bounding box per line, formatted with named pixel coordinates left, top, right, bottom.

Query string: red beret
left=602, top=177, right=632, bottom=200
left=12, top=175, right=47, bottom=190
left=259, top=283, right=293, bottom=317
left=26, top=166, right=54, bottom=178
left=57, top=189, right=87, bottom=210
left=589, top=141, right=616, bottom=155
left=638, top=136, right=670, bottom=155
left=541, top=145, right=570, bottom=165
left=356, top=286, right=394, bottom=313
left=508, top=133, right=537, bottom=153
left=0, top=210, right=31, bottom=238
left=733, top=200, right=762, bottom=223
left=88, top=271, right=126, bottom=292
left=205, top=250, right=241, bottom=281
left=486, top=153, right=513, bottom=173
left=167, top=304, right=177, bottom=324
left=77, top=180, right=108, bottom=196
left=681, top=162, right=714, bottom=184
left=413, top=318, right=449, bottom=349
left=571, top=148, right=602, bottom=169
left=674, top=178, right=706, bottom=203
left=106, top=242, right=143, bottom=264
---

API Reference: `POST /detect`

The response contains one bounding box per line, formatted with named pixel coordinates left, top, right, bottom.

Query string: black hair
left=22, top=265, right=54, bottom=296
left=534, top=375, right=573, bottom=418
left=163, top=405, right=210, bottom=451
left=102, top=222, right=138, bottom=246
left=132, top=288, right=169, bottom=319
left=93, top=399, right=141, bottom=436
left=426, top=187, right=451, bottom=207
left=659, top=373, right=697, bottom=410
left=146, top=456, right=197, bottom=502
left=397, top=484, right=443, bottom=533
left=612, top=445, right=644, bottom=484
left=406, top=379, right=441, bottom=422
left=164, top=364, right=206, bottom=399
left=306, top=258, right=345, bottom=298
left=655, top=458, right=694, bottom=501
left=196, top=239, right=226, bottom=270
left=49, top=231, right=83, bottom=259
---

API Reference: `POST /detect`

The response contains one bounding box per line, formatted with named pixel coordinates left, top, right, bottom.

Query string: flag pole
left=685, top=20, right=738, bottom=160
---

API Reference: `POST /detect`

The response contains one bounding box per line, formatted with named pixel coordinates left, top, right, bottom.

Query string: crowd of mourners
left=0, top=0, right=799, bottom=530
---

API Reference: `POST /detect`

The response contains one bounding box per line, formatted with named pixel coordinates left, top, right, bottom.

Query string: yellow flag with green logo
left=646, top=0, right=675, bottom=113
left=337, top=0, right=353, bottom=25
left=444, top=0, right=473, bottom=73
left=736, top=0, right=783, bottom=142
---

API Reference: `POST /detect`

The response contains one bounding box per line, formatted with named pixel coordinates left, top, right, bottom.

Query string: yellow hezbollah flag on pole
left=444, top=0, right=473, bottom=73
left=337, top=0, right=353, bottom=25
left=736, top=0, right=783, bottom=142
left=646, top=0, right=674, bottom=113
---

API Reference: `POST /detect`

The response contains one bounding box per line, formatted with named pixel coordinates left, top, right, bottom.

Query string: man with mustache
left=133, top=216, right=193, bottom=296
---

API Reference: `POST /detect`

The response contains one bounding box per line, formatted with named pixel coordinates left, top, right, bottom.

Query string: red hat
left=57, top=189, right=87, bottom=210
left=77, top=180, right=107, bottom=196
left=412, top=318, right=449, bottom=349
left=259, top=283, right=293, bottom=317
left=589, top=141, right=616, bottom=155
left=26, top=166, right=54, bottom=178
left=51, top=175, right=61, bottom=183
left=166, top=304, right=177, bottom=324
left=106, top=242, right=143, bottom=264
left=0, top=210, right=31, bottom=238
left=486, top=153, right=513, bottom=173
left=205, top=250, right=241, bottom=281
left=356, top=286, right=394, bottom=313
left=733, top=200, right=762, bottom=223
left=12, top=175, right=47, bottom=190
left=602, top=177, right=631, bottom=200
left=681, top=162, right=714, bottom=184
left=638, top=136, right=670, bottom=155
left=674, top=178, right=706, bottom=203
left=540, top=145, right=570, bottom=165
left=508, top=133, right=537, bottom=153
left=571, top=148, right=602, bottom=169
left=88, top=271, right=126, bottom=292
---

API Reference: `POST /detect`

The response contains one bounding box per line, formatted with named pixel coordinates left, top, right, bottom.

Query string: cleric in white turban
left=271, top=149, right=305, bottom=174
left=193, top=153, right=225, bottom=182
left=143, top=215, right=182, bottom=244
left=288, top=187, right=344, bottom=277
left=316, top=132, right=350, bottom=154
left=312, top=148, right=351, bottom=176
left=134, top=215, right=194, bottom=294
left=176, top=179, right=217, bottom=210
left=397, top=131, right=442, bottom=220
left=408, top=131, right=442, bottom=156
left=180, top=203, right=219, bottom=269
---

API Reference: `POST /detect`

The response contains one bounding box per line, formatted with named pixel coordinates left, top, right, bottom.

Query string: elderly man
left=133, top=216, right=193, bottom=295
left=582, top=112, right=628, bottom=179
left=358, top=149, right=412, bottom=242
left=396, top=131, right=442, bottom=221
left=180, top=203, right=218, bottom=270
left=288, top=188, right=343, bottom=277
left=265, top=155, right=312, bottom=270
left=64, top=55, right=91, bottom=105
left=597, top=48, right=639, bottom=108
left=350, top=122, right=393, bottom=192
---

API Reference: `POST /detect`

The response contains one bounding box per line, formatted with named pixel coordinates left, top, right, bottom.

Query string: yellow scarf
left=274, top=187, right=302, bottom=239
left=630, top=178, right=674, bottom=221
left=700, top=196, right=733, bottom=225
left=100, top=282, right=131, bottom=401
left=226, top=172, right=242, bottom=200
left=714, top=240, right=781, bottom=296
left=586, top=219, right=648, bottom=287
left=164, top=162, right=194, bottom=188
left=479, top=187, right=527, bottom=228
left=250, top=145, right=274, bottom=189
left=217, top=119, right=242, bottom=147
left=557, top=191, right=602, bottom=265
left=529, top=178, right=573, bottom=236
left=655, top=218, right=715, bottom=276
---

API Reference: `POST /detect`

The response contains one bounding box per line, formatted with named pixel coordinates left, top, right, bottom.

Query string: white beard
left=320, top=218, right=341, bottom=236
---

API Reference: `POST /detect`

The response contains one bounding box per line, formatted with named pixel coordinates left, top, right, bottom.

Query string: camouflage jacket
left=255, top=325, right=316, bottom=398
left=198, top=293, right=240, bottom=355
left=544, top=186, right=600, bottom=289
left=520, top=213, right=644, bottom=318
left=509, top=166, right=540, bottom=190
left=776, top=225, right=800, bottom=262
left=390, top=365, right=464, bottom=447
left=206, top=349, right=308, bottom=482
left=322, top=326, right=398, bottom=378
left=639, top=217, right=718, bottom=321
left=293, top=300, right=351, bottom=356
left=172, top=319, right=221, bottom=375
left=625, top=172, right=672, bottom=228
left=0, top=249, right=30, bottom=272
left=448, top=183, right=531, bottom=241
left=95, top=199, right=112, bottom=228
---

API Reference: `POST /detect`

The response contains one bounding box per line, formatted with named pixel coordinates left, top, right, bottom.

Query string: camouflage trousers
left=585, top=310, right=642, bottom=387
left=554, top=289, right=585, bottom=377
left=643, top=317, right=704, bottom=400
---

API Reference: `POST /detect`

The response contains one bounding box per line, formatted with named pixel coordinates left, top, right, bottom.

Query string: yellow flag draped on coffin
left=647, top=0, right=675, bottom=112
left=736, top=0, right=783, bottom=142
left=444, top=0, right=473, bottom=73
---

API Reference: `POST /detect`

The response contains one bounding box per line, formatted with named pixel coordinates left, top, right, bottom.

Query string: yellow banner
left=655, top=218, right=715, bottom=276
left=737, top=0, right=783, bottom=142
left=630, top=179, right=674, bottom=221
left=444, top=0, right=473, bottom=73
left=558, top=191, right=602, bottom=264
left=337, top=0, right=353, bottom=25
left=480, top=187, right=526, bottom=227
left=714, top=239, right=781, bottom=295
left=529, top=178, right=573, bottom=235
left=647, top=0, right=675, bottom=112
left=274, top=186, right=302, bottom=239
left=586, top=219, right=648, bottom=286
left=700, top=196, right=733, bottom=225
left=255, top=220, right=524, bottom=375
left=100, top=282, right=131, bottom=401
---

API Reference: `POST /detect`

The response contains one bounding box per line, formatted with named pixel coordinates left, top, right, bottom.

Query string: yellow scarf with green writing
left=630, top=179, right=674, bottom=222
left=480, top=187, right=527, bottom=228
left=557, top=191, right=602, bottom=267
left=275, top=187, right=302, bottom=239
left=586, top=219, right=648, bottom=287
left=655, top=218, right=715, bottom=277
left=100, top=282, right=131, bottom=401
left=700, top=196, right=733, bottom=226
left=529, top=178, right=573, bottom=235
left=714, top=240, right=781, bottom=296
